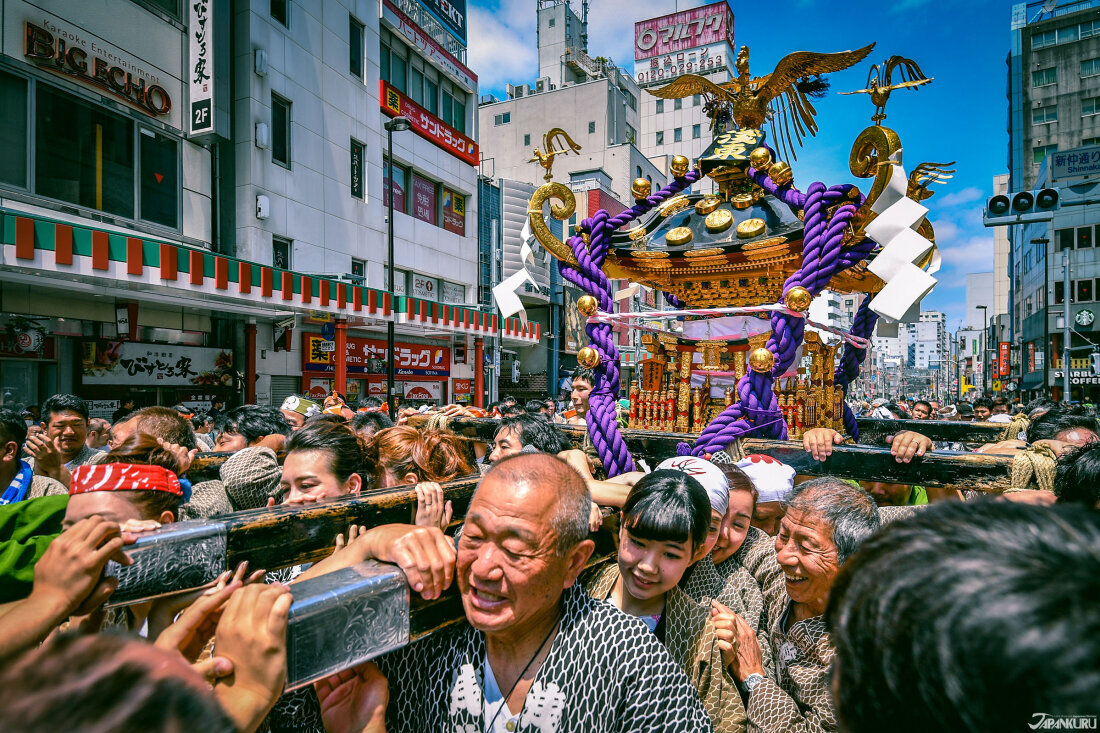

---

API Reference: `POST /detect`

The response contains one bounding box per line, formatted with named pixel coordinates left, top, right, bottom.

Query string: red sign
left=412, top=174, right=437, bottom=224
left=1028, top=343, right=1036, bottom=373
left=453, top=378, right=472, bottom=395
left=302, top=333, right=449, bottom=378
left=443, top=188, right=465, bottom=235
left=0, top=333, right=55, bottom=359
left=380, top=81, right=479, bottom=166
left=998, top=342, right=1011, bottom=377
left=633, top=2, right=734, bottom=61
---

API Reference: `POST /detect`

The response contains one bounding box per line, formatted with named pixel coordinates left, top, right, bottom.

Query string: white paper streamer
left=493, top=216, right=539, bottom=324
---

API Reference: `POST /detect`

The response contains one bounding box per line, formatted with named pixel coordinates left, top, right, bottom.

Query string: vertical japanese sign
left=443, top=188, right=465, bottom=235
left=412, top=174, right=437, bottom=224
left=189, top=0, right=214, bottom=135
left=1028, top=342, right=1036, bottom=373
left=351, top=139, right=365, bottom=199
left=998, top=342, right=1011, bottom=378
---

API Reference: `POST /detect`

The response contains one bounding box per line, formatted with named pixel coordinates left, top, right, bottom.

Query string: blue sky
left=466, top=0, right=1017, bottom=331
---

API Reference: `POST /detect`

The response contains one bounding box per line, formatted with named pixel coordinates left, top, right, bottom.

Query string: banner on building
left=81, top=342, right=233, bottom=386
left=998, top=342, right=1011, bottom=378
left=302, top=334, right=449, bottom=377
left=380, top=81, right=478, bottom=166
left=443, top=188, right=466, bottom=235
left=381, top=0, right=476, bottom=90
left=633, top=1, right=734, bottom=86
left=1027, top=342, right=1036, bottom=373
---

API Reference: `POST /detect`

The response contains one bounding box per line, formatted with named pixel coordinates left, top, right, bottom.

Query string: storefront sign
left=86, top=399, right=119, bottom=420
left=81, top=342, right=232, bottom=386
left=635, top=44, right=729, bottom=87
left=0, top=332, right=55, bottom=359
left=381, top=80, right=479, bottom=166
left=302, top=334, right=449, bottom=377
left=442, top=188, right=466, bottom=235
left=453, top=378, right=471, bottom=394
left=382, top=0, right=476, bottom=90
left=634, top=2, right=733, bottom=59
left=1028, top=342, right=1036, bottom=373
left=441, top=281, right=465, bottom=305
left=1051, top=145, right=1100, bottom=181
left=998, top=342, right=1011, bottom=378
left=350, top=139, right=365, bottom=199
left=188, top=0, right=214, bottom=134
left=563, top=288, right=586, bottom=354
left=404, top=381, right=442, bottom=400
left=23, top=21, right=172, bottom=117
left=1051, top=369, right=1100, bottom=386
left=410, top=273, right=438, bottom=300
left=412, top=174, right=437, bottom=224
left=418, top=0, right=467, bottom=43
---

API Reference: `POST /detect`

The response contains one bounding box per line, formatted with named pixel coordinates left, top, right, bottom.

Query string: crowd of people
left=0, top=374, right=1096, bottom=732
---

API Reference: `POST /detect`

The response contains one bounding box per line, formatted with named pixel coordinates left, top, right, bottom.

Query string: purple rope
left=561, top=169, right=703, bottom=476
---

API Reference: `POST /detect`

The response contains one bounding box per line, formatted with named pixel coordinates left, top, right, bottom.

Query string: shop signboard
left=562, top=288, right=586, bottom=354
left=404, top=381, right=442, bottom=400
left=81, top=342, right=233, bottom=386
left=998, top=342, right=1011, bottom=378
left=1028, top=342, right=1036, bottom=373
left=633, top=1, right=734, bottom=87
left=0, top=332, right=55, bottom=359
left=441, top=281, right=465, bottom=305
left=381, top=80, right=479, bottom=166
left=418, top=0, right=467, bottom=44
left=412, top=174, right=437, bottom=224
left=442, top=188, right=466, bottom=235
left=381, top=0, right=476, bottom=90
left=1051, top=369, right=1100, bottom=386
left=86, top=399, right=119, bottom=420
left=410, top=273, right=438, bottom=300
left=1051, top=145, right=1100, bottom=181
left=302, top=334, right=450, bottom=377
left=453, top=378, right=471, bottom=395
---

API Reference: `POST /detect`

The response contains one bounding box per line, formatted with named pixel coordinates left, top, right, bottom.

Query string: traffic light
left=1091, top=352, right=1100, bottom=376
left=983, top=188, right=1059, bottom=226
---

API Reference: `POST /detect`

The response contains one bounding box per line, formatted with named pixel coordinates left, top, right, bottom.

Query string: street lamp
left=385, top=116, right=411, bottom=420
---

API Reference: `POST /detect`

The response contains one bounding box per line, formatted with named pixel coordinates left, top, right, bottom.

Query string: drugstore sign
left=380, top=80, right=478, bottom=167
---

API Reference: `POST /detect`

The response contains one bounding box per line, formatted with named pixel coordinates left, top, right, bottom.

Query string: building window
left=1055, top=280, right=1065, bottom=304
left=1084, top=20, right=1100, bottom=38
left=1086, top=136, right=1100, bottom=146
left=626, top=124, right=636, bottom=144
left=1083, top=58, right=1100, bottom=78
left=271, top=94, right=291, bottom=167
left=409, top=65, right=424, bottom=106
left=1085, top=96, right=1100, bottom=116
left=656, top=99, right=664, bottom=113
left=411, top=173, right=438, bottom=225
left=1033, top=67, right=1057, bottom=87
left=36, top=84, right=134, bottom=218
left=1033, top=105, right=1058, bottom=124
left=624, top=90, right=637, bottom=110
left=674, top=127, right=682, bottom=142
left=383, top=157, right=407, bottom=213
left=1033, top=144, right=1057, bottom=163
left=692, top=124, right=701, bottom=139
left=1079, top=226, right=1094, bottom=248
left=1025, top=296, right=1033, bottom=316
left=636, top=165, right=642, bottom=178
left=350, top=138, right=365, bottom=200
left=133, top=0, right=181, bottom=20
left=494, top=112, right=510, bottom=126
left=423, top=68, right=439, bottom=116
left=674, top=98, right=682, bottom=110
left=1058, top=228, right=1074, bottom=251
left=1033, top=29, right=1056, bottom=49
left=139, top=129, right=178, bottom=228
left=380, top=30, right=408, bottom=94
left=271, top=0, right=287, bottom=26
left=523, top=134, right=530, bottom=146
left=1078, top=279, right=1094, bottom=302
left=588, top=121, right=596, bottom=134
left=1059, top=24, right=1080, bottom=43
left=0, top=71, right=27, bottom=188
left=272, top=237, right=291, bottom=269
left=350, top=16, right=364, bottom=78
left=693, top=94, right=701, bottom=107
left=442, top=82, right=466, bottom=133
left=656, top=131, right=664, bottom=145
left=549, top=16, right=555, bottom=26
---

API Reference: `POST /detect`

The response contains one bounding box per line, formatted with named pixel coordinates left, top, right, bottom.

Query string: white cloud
left=936, top=186, right=984, bottom=208
left=467, top=5, right=538, bottom=94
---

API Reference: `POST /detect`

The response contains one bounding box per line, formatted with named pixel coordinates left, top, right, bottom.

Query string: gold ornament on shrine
left=749, top=147, right=773, bottom=172
left=769, top=161, right=793, bottom=186
left=748, top=347, right=776, bottom=373
left=736, top=218, right=766, bottom=238
left=631, top=178, right=652, bottom=201
left=665, top=227, right=693, bottom=246
left=670, top=155, right=691, bottom=178
left=700, top=341, right=727, bottom=370
left=784, top=286, right=813, bottom=312
left=577, top=346, right=601, bottom=369
left=576, top=294, right=599, bottom=316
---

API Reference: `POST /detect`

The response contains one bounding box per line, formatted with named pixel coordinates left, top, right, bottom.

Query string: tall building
left=0, top=0, right=538, bottom=415
left=633, top=2, right=735, bottom=186
left=1006, top=0, right=1100, bottom=401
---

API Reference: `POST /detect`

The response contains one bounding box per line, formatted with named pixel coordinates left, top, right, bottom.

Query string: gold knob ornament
left=784, top=286, right=813, bottom=312
left=665, top=226, right=694, bottom=246
left=731, top=193, right=753, bottom=210
left=705, top=209, right=734, bottom=233
left=695, top=196, right=721, bottom=215
left=577, top=346, right=601, bottom=369
left=736, top=218, right=766, bottom=238
left=631, top=178, right=652, bottom=201
left=748, top=347, right=775, bottom=373
left=670, top=155, right=691, bottom=178
left=576, top=294, right=599, bottom=316
left=769, top=161, right=793, bottom=187
left=749, top=147, right=773, bottom=171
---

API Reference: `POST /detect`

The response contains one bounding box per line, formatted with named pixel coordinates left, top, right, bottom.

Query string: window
left=656, top=131, right=664, bottom=145
left=494, top=112, right=511, bottom=126
left=383, top=157, right=407, bottom=213
left=1033, top=67, right=1057, bottom=87
left=1078, top=279, right=1094, bottom=302
left=139, top=129, right=178, bottom=228
left=0, top=71, right=27, bottom=187
left=271, top=94, right=291, bottom=167
left=133, top=0, right=181, bottom=20
left=588, top=121, right=596, bottom=134
left=380, top=31, right=408, bottom=94
left=1056, top=280, right=1066, bottom=304
left=674, top=127, right=682, bottom=142
left=350, top=138, right=365, bottom=200
left=693, top=94, right=701, bottom=107
left=1033, top=29, right=1056, bottom=49
left=442, top=188, right=465, bottom=235
left=272, top=237, right=291, bottom=269
left=1033, top=105, right=1058, bottom=123
left=674, top=98, right=682, bottom=110
left=1025, top=296, right=1033, bottom=317
left=270, top=0, right=287, bottom=26
left=351, top=259, right=365, bottom=279
left=350, top=16, right=364, bottom=78
left=1083, top=58, right=1100, bottom=78
left=1034, top=144, right=1058, bottom=163
left=656, top=99, right=664, bottom=113
left=1058, top=228, right=1075, bottom=250
left=1085, top=96, right=1100, bottom=116
left=423, top=68, right=439, bottom=116
left=1080, top=226, right=1094, bottom=248
left=411, top=173, right=437, bottom=225
left=442, top=82, right=466, bottom=133
left=409, top=65, right=424, bottom=106
left=1059, top=24, right=1079, bottom=43
left=36, top=84, right=134, bottom=217
left=692, top=124, right=701, bottom=139
left=549, top=16, right=555, bottom=26
left=636, top=166, right=643, bottom=179
left=523, top=134, right=530, bottom=146
left=626, top=123, right=636, bottom=144
left=624, top=90, right=637, bottom=110
left=1084, top=20, right=1100, bottom=38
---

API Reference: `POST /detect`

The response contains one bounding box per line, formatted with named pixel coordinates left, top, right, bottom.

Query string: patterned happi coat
left=375, top=584, right=713, bottom=733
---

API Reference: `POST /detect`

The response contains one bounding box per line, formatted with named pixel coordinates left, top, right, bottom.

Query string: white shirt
left=483, top=654, right=522, bottom=733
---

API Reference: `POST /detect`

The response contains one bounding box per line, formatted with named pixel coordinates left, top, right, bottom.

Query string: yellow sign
left=991, top=379, right=1003, bottom=392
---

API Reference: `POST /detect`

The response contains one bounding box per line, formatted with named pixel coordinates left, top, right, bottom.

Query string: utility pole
left=1063, top=252, right=1072, bottom=401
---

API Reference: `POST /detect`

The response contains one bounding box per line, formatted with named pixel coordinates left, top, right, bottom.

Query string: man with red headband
left=65, top=462, right=187, bottom=529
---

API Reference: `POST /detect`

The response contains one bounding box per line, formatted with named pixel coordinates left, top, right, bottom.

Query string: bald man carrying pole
left=310, top=453, right=712, bottom=733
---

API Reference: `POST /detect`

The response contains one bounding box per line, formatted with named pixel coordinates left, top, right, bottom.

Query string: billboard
left=633, top=2, right=734, bottom=87
left=998, top=342, right=1011, bottom=378
left=381, top=81, right=479, bottom=166
left=418, top=0, right=467, bottom=44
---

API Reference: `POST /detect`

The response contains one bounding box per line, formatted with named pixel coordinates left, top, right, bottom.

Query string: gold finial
left=840, top=55, right=933, bottom=125
left=577, top=346, right=601, bottom=369
left=769, top=161, right=793, bottom=187
left=631, top=178, right=652, bottom=201
left=670, top=155, right=691, bottom=178
left=748, top=347, right=776, bottom=373
left=749, top=147, right=773, bottom=172
left=784, top=286, right=813, bottom=312
left=576, top=294, right=599, bottom=316
left=528, top=128, right=582, bottom=181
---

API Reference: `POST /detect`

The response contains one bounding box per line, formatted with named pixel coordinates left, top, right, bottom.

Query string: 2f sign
left=192, top=100, right=212, bottom=133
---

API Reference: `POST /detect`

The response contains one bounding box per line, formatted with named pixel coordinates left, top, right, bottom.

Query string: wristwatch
left=743, top=673, right=766, bottom=693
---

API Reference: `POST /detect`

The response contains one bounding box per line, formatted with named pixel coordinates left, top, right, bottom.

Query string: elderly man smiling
left=714, top=477, right=880, bottom=733
left=315, top=452, right=712, bottom=733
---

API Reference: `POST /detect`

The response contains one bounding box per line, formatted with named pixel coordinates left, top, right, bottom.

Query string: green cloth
left=908, top=485, right=929, bottom=506
left=0, top=494, right=68, bottom=603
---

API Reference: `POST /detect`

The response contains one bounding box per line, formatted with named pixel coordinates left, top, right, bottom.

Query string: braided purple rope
left=560, top=170, right=703, bottom=476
